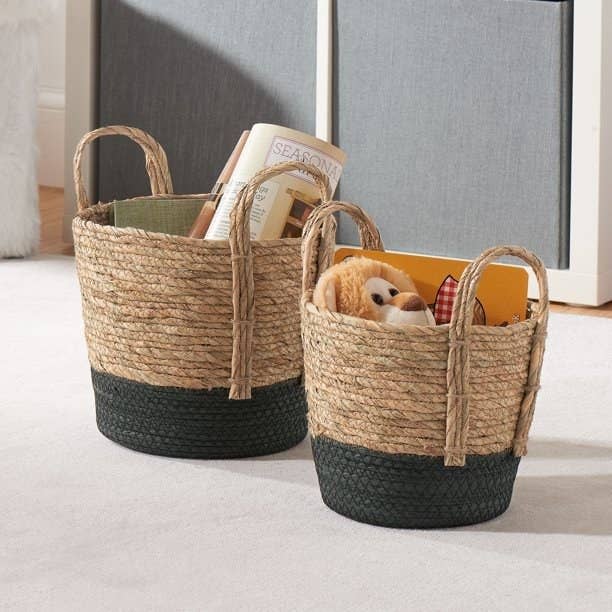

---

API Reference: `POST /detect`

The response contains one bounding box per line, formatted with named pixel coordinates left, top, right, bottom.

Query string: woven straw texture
left=301, top=201, right=549, bottom=468
left=72, top=125, right=332, bottom=399
left=92, top=369, right=307, bottom=458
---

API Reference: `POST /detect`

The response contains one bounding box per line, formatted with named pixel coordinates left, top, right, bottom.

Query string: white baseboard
left=529, top=267, right=612, bottom=307
left=38, top=87, right=65, bottom=188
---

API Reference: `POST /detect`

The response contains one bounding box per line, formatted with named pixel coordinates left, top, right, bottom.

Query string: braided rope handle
left=228, top=161, right=332, bottom=400
left=73, top=125, right=174, bottom=211
left=301, top=200, right=384, bottom=301
left=444, top=245, right=549, bottom=467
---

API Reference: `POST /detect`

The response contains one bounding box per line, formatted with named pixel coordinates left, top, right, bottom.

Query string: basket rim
left=73, top=200, right=303, bottom=249
left=301, top=299, right=537, bottom=337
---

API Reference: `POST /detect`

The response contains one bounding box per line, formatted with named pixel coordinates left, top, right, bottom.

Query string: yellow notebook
left=335, top=248, right=529, bottom=326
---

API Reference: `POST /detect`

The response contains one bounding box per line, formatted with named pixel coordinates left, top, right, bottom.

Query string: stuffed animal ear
left=313, top=270, right=338, bottom=311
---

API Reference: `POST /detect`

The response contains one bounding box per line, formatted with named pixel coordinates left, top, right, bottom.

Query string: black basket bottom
left=91, top=369, right=307, bottom=459
left=312, top=435, right=521, bottom=529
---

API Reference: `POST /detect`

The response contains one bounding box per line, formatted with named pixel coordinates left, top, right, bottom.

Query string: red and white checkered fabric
left=433, top=275, right=459, bottom=325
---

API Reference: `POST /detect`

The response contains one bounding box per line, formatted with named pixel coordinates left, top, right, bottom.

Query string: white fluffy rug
left=2, top=257, right=612, bottom=611
left=0, top=3, right=50, bottom=257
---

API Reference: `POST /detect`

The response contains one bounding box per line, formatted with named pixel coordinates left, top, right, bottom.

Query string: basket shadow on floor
left=469, top=472, right=612, bottom=535
left=461, top=438, right=612, bottom=535
left=200, top=437, right=612, bottom=535
left=112, top=435, right=612, bottom=534
left=165, top=436, right=318, bottom=488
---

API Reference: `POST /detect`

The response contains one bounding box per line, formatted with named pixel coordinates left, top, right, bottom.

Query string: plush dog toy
left=313, top=257, right=436, bottom=326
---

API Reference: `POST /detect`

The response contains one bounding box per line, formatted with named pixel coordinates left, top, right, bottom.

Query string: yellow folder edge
left=335, top=248, right=529, bottom=326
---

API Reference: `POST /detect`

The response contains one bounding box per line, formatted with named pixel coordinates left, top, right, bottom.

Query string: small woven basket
left=72, top=125, right=332, bottom=458
left=301, top=201, right=549, bottom=528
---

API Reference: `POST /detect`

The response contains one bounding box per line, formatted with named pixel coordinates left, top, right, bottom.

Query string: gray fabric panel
left=98, top=0, right=316, bottom=202
left=334, top=0, right=571, bottom=269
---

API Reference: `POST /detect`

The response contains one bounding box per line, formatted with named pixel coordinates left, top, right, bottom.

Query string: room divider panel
left=97, top=0, right=318, bottom=201
left=333, top=0, right=572, bottom=269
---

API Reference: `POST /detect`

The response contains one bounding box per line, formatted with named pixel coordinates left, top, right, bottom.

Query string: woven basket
left=72, top=125, right=332, bottom=458
left=301, top=201, right=549, bottom=528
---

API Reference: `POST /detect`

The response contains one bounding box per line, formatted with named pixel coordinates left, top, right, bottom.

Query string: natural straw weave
left=301, top=201, right=549, bottom=467
left=73, top=125, right=174, bottom=208
left=72, top=125, right=332, bottom=399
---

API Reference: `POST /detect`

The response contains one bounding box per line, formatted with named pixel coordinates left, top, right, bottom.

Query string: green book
left=112, top=198, right=206, bottom=236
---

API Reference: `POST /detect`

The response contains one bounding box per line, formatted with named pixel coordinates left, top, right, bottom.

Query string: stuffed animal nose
left=392, top=293, right=427, bottom=312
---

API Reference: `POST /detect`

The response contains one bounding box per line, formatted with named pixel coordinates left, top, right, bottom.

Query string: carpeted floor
left=2, top=256, right=611, bottom=611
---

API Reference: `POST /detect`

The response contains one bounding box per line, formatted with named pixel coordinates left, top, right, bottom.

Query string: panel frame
left=62, top=0, right=98, bottom=242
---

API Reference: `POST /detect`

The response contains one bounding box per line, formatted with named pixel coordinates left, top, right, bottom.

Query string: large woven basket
left=301, top=201, right=549, bottom=528
left=72, top=125, right=332, bottom=458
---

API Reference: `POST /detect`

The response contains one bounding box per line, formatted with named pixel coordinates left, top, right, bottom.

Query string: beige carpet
left=2, top=256, right=611, bottom=611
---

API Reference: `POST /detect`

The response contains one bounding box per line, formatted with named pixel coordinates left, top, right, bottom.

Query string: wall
left=38, top=0, right=66, bottom=187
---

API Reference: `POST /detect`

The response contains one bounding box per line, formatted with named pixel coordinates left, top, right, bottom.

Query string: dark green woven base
left=91, top=369, right=307, bottom=458
left=312, top=435, right=520, bottom=528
